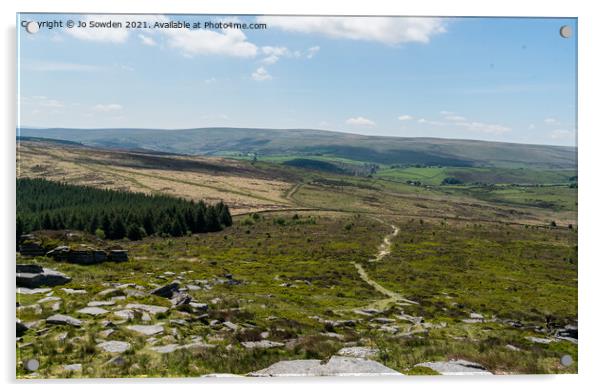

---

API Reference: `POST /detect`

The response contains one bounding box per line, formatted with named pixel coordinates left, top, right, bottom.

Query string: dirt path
left=354, top=223, right=418, bottom=309
left=369, top=224, right=399, bottom=262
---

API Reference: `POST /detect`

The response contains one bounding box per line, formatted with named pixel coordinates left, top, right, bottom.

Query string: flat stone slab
left=97, top=340, right=131, bottom=353
left=37, top=296, right=61, bottom=304
left=125, top=303, right=169, bottom=315
left=46, top=314, right=82, bottom=327
left=414, top=360, right=492, bottom=375
left=61, top=288, right=87, bottom=294
left=63, top=364, right=82, bottom=372
left=241, top=340, right=285, bottom=349
left=17, top=287, right=53, bottom=295
left=126, top=324, right=164, bottom=336
left=337, top=347, right=379, bottom=359
left=249, top=356, right=402, bottom=377
left=150, top=344, right=180, bottom=354
left=88, top=300, right=115, bottom=307
left=17, top=268, right=71, bottom=288
left=77, top=307, right=108, bottom=316
left=114, top=309, right=135, bottom=320
left=526, top=336, right=555, bottom=344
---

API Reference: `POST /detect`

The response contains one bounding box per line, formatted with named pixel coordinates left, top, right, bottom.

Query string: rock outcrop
left=17, top=264, right=71, bottom=288
left=249, top=356, right=402, bottom=377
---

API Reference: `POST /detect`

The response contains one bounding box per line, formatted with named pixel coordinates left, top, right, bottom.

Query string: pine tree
left=111, top=215, right=127, bottom=239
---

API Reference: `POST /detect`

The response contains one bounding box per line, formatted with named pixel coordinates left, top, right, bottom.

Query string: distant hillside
left=18, top=127, right=577, bottom=169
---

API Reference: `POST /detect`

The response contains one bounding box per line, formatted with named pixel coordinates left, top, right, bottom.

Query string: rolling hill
left=18, top=127, right=577, bottom=169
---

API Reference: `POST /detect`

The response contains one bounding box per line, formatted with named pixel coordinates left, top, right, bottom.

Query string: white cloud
left=64, top=15, right=258, bottom=58
left=440, top=110, right=454, bottom=115
left=260, top=46, right=290, bottom=64
left=550, top=129, right=574, bottom=140
left=544, top=117, right=557, bottom=124
left=455, top=121, right=511, bottom=134
left=444, top=115, right=466, bottom=122
left=138, top=34, right=157, bottom=46
left=204, top=77, right=217, bottom=84
left=397, top=115, right=413, bottom=121
left=93, top=104, right=123, bottom=112
left=164, top=28, right=257, bottom=58
left=346, top=116, right=376, bottom=127
left=306, top=46, right=320, bottom=58
left=257, top=16, right=445, bottom=45
left=252, top=67, right=272, bottom=81
left=22, top=96, right=65, bottom=108
left=528, top=124, right=536, bottom=130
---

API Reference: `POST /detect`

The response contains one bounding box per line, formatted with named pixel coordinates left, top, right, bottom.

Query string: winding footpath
left=353, top=222, right=418, bottom=309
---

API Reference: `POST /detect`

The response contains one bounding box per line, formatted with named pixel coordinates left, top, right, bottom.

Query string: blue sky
left=17, top=14, right=577, bottom=146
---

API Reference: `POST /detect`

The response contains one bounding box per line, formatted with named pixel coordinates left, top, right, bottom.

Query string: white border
left=2, top=1, right=600, bottom=392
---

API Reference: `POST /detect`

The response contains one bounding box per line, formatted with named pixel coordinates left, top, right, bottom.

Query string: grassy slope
left=19, top=127, right=577, bottom=169
left=16, top=141, right=578, bottom=377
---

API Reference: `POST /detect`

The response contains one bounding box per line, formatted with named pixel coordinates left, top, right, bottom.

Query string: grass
left=16, top=141, right=578, bottom=378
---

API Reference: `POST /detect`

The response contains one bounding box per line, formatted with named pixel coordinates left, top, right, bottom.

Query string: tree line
left=16, top=178, right=232, bottom=242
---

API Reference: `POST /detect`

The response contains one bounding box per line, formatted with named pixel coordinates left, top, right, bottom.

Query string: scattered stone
left=18, top=287, right=53, bottom=295
left=87, top=300, right=115, bottom=307
left=50, top=301, right=61, bottom=312
left=249, top=356, right=402, bottom=377
left=37, top=296, right=61, bottom=304
left=379, top=325, right=399, bottom=334
left=114, top=309, right=135, bottom=320
left=124, top=289, right=147, bottom=298
left=19, top=240, right=45, bottom=257
left=46, top=246, right=70, bottom=261
left=241, top=340, right=285, bottom=349
left=372, top=317, right=395, bottom=324
left=97, top=288, right=123, bottom=298
left=170, top=292, right=192, bottom=307
left=505, top=344, right=521, bottom=351
left=395, top=314, right=423, bottom=324
left=125, top=303, right=169, bottom=315
left=151, top=344, right=180, bottom=354
left=260, top=331, right=270, bottom=339
left=17, top=266, right=71, bottom=288
left=164, top=271, right=176, bottom=276
left=188, top=302, right=209, bottom=312
left=46, top=314, right=82, bottom=327
left=186, top=285, right=202, bottom=291
left=99, top=329, right=115, bottom=338
left=126, top=324, right=164, bottom=336
left=97, top=340, right=131, bottom=353
left=526, top=336, right=554, bottom=344
left=108, top=250, right=128, bottom=262
left=170, top=319, right=187, bottom=326
left=77, top=307, right=108, bottom=316
left=63, top=364, right=82, bottom=372
left=223, top=321, right=239, bottom=331
left=337, top=347, right=379, bottom=359
left=202, top=373, right=244, bottom=378
left=141, top=312, right=152, bottom=322
left=470, top=312, right=484, bottom=320
left=414, top=360, right=492, bottom=375
left=150, top=282, right=180, bottom=298
left=61, top=288, right=87, bottom=295
left=320, top=332, right=345, bottom=340
left=104, top=356, right=126, bottom=366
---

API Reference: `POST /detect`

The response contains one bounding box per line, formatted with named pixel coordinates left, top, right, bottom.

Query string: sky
left=17, top=14, right=577, bottom=146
